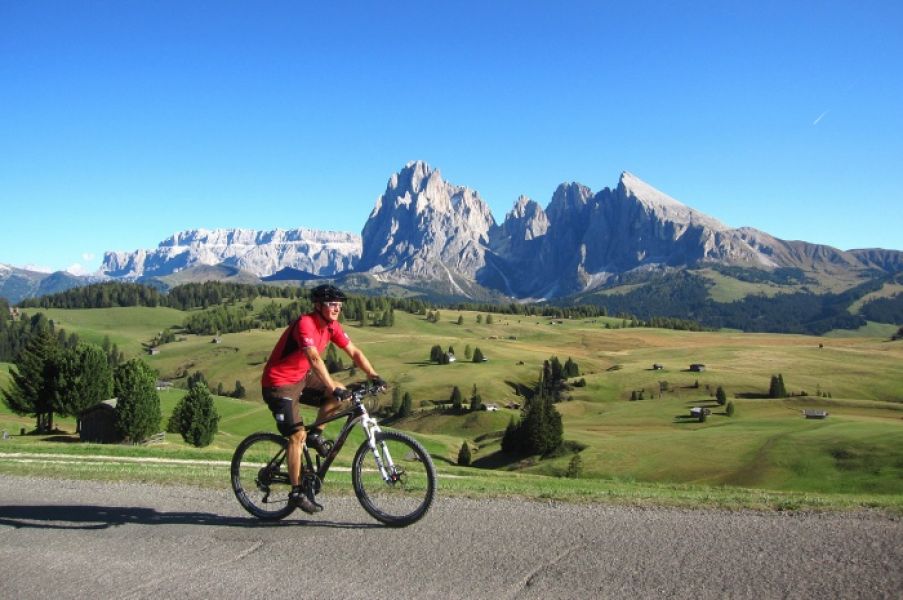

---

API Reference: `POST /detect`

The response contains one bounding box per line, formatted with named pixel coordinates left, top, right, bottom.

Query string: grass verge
left=1, top=443, right=899, bottom=514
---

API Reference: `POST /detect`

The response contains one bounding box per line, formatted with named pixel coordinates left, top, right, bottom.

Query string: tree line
left=576, top=270, right=901, bottom=335
left=2, top=327, right=148, bottom=437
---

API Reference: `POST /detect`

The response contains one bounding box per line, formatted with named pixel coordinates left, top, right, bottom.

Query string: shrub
left=726, top=401, right=735, bottom=417
left=169, top=383, right=220, bottom=447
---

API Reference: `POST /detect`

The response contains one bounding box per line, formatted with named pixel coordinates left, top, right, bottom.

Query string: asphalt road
left=1, top=475, right=900, bottom=599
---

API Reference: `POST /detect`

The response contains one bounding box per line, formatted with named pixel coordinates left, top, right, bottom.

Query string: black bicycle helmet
left=310, top=284, right=348, bottom=303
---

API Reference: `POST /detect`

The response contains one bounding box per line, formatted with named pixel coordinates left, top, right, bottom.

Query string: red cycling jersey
left=261, top=312, right=351, bottom=388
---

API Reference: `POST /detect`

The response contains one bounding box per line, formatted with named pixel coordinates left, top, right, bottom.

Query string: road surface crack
left=506, top=543, right=583, bottom=599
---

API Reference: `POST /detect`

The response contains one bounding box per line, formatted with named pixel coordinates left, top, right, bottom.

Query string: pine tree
left=232, top=380, right=246, bottom=399
left=769, top=374, right=787, bottom=398
left=457, top=441, right=472, bottom=466
left=726, top=401, right=735, bottom=417
left=456, top=315, right=464, bottom=325
left=397, top=392, right=413, bottom=418
left=450, top=386, right=463, bottom=413
left=390, top=386, right=403, bottom=416
left=470, top=391, right=483, bottom=412
left=169, top=383, right=220, bottom=447
left=2, top=328, right=60, bottom=432
left=715, top=386, right=727, bottom=406
left=472, top=347, right=485, bottom=363
left=564, top=357, right=580, bottom=378
left=54, top=343, right=113, bottom=431
left=501, top=416, right=516, bottom=453
left=504, top=388, right=563, bottom=456
left=187, top=371, right=208, bottom=390
left=114, top=359, right=161, bottom=443
left=565, top=453, right=583, bottom=478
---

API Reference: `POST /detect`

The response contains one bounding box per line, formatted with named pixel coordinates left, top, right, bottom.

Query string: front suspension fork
left=363, top=418, right=397, bottom=482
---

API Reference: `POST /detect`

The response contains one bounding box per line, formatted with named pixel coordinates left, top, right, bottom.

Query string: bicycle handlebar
left=347, top=381, right=388, bottom=402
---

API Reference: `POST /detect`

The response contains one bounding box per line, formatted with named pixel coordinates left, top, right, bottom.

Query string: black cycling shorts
left=261, top=373, right=328, bottom=436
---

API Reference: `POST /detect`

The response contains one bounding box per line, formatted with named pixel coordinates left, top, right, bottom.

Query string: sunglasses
left=324, top=302, right=343, bottom=309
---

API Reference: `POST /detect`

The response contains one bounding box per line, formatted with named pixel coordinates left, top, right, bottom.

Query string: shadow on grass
left=504, top=380, right=533, bottom=399
left=471, top=450, right=525, bottom=469
left=45, top=435, right=81, bottom=443
left=673, top=415, right=705, bottom=424
left=737, top=392, right=771, bottom=399
left=0, top=504, right=381, bottom=531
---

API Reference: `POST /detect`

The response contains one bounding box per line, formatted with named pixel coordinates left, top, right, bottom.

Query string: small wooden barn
left=79, top=399, right=124, bottom=444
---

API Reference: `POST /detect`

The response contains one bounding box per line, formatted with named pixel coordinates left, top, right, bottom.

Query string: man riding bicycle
left=261, top=284, right=384, bottom=514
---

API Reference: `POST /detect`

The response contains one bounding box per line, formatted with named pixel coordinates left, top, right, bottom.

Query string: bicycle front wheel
left=352, top=430, right=437, bottom=527
left=231, top=432, right=296, bottom=520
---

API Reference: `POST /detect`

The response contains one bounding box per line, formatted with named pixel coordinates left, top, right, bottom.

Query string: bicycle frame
left=302, top=389, right=388, bottom=482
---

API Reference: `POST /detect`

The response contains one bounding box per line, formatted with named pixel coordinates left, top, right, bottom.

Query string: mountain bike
left=230, top=382, right=437, bottom=527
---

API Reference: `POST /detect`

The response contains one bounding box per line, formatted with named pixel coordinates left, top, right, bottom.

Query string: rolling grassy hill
left=2, top=304, right=902, bottom=504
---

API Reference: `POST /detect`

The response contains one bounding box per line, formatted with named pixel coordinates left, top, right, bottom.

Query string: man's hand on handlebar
left=369, top=375, right=387, bottom=392
left=333, top=387, right=351, bottom=401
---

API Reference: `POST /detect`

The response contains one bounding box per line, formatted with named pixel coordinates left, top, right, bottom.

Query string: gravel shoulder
left=1, top=474, right=901, bottom=599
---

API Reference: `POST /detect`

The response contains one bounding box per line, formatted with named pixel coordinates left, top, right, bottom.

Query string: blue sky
left=2, top=1, right=901, bottom=274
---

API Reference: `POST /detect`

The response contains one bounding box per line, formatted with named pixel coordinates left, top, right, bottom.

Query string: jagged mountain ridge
left=101, top=228, right=361, bottom=279
left=361, top=161, right=900, bottom=299
left=4, top=161, right=901, bottom=306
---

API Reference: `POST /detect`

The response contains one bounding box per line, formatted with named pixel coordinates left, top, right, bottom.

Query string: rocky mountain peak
left=358, top=161, right=495, bottom=287
left=546, top=182, right=594, bottom=222
left=617, top=172, right=728, bottom=232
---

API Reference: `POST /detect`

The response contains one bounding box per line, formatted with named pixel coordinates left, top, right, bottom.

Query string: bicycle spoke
left=231, top=433, right=296, bottom=520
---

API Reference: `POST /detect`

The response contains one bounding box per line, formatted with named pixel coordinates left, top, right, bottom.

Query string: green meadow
left=2, top=305, right=902, bottom=510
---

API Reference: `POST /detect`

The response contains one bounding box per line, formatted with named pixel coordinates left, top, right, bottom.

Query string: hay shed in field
left=803, top=409, right=829, bottom=419
left=80, top=399, right=124, bottom=444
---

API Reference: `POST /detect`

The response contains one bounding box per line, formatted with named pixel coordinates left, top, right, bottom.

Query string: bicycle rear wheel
left=352, top=430, right=436, bottom=527
left=231, top=432, right=296, bottom=520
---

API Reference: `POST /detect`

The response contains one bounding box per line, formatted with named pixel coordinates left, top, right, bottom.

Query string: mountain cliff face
left=101, top=228, right=361, bottom=278
left=483, top=172, right=791, bottom=297
left=358, top=161, right=496, bottom=296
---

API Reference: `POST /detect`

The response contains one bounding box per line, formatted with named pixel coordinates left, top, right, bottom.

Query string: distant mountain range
left=3, top=161, right=902, bottom=316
